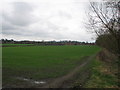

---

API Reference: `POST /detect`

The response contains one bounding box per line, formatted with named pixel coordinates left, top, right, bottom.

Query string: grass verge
left=84, top=58, right=118, bottom=88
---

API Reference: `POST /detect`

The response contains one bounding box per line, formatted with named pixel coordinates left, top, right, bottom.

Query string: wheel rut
left=42, top=55, right=95, bottom=88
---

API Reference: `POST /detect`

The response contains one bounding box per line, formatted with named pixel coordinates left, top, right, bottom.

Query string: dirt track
left=2, top=55, right=95, bottom=88
left=42, top=55, right=95, bottom=88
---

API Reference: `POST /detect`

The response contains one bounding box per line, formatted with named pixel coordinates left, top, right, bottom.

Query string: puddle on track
left=34, top=81, right=46, bottom=84
left=16, top=77, right=46, bottom=85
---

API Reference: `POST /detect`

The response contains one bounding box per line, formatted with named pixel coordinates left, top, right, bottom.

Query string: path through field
left=3, top=46, right=100, bottom=88
left=42, top=55, right=95, bottom=88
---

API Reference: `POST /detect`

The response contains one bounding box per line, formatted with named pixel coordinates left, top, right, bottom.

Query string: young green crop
left=3, top=45, right=100, bottom=87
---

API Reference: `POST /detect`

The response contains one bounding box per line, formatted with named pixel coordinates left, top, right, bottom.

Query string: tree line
left=0, top=39, right=95, bottom=46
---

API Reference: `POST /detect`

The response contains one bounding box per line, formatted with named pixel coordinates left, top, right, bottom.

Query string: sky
left=1, top=0, right=98, bottom=42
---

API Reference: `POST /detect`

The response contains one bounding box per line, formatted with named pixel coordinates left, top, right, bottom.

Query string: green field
left=2, top=45, right=100, bottom=87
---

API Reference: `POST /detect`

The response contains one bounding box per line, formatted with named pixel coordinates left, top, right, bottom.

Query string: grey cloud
left=2, top=18, right=16, bottom=30
left=58, top=11, right=72, bottom=19
left=2, top=2, right=71, bottom=38
left=2, top=2, right=93, bottom=41
left=3, top=29, right=24, bottom=35
left=2, top=2, right=37, bottom=27
left=2, top=2, right=39, bottom=37
left=13, top=2, right=33, bottom=13
left=2, top=24, right=15, bottom=30
left=2, top=17, right=66, bottom=38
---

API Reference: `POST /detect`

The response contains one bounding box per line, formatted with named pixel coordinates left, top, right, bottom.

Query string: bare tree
left=87, top=0, right=120, bottom=57
left=87, top=0, right=120, bottom=87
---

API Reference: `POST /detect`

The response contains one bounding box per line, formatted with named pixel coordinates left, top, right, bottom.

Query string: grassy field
left=2, top=45, right=100, bottom=87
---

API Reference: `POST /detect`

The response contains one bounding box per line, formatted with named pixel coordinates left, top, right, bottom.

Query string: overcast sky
left=1, top=0, right=97, bottom=42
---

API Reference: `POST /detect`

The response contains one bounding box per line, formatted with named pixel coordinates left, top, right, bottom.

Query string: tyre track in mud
left=42, top=55, right=96, bottom=88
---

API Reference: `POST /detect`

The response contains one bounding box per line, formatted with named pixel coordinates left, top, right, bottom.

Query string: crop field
left=2, top=45, right=100, bottom=88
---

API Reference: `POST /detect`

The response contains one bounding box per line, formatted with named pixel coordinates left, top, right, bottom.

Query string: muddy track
left=2, top=55, right=95, bottom=88
left=42, top=55, right=95, bottom=88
